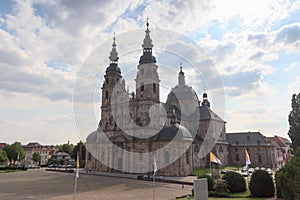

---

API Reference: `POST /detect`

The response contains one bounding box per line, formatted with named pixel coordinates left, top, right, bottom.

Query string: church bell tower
left=135, top=20, right=160, bottom=127
left=100, top=35, right=124, bottom=131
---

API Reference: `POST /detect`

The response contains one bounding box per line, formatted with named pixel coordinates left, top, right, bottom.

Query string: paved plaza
left=0, top=169, right=192, bottom=200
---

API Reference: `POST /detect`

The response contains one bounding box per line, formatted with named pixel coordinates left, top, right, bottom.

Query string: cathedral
left=85, top=22, right=229, bottom=176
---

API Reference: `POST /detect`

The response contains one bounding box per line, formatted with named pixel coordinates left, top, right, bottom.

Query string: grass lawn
left=193, top=166, right=240, bottom=176
left=176, top=197, right=266, bottom=200
left=0, top=169, right=22, bottom=173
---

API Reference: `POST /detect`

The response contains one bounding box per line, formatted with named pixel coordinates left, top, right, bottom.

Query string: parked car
left=242, top=166, right=248, bottom=172
left=266, top=168, right=273, bottom=175
left=248, top=168, right=255, bottom=174
left=241, top=171, right=249, bottom=177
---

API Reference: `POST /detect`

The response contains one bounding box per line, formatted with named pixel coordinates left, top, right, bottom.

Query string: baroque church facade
left=85, top=22, right=229, bottom=176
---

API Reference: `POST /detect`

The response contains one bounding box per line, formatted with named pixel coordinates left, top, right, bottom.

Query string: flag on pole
left=245, top=149, right=251, bottom=166
left=153, top=155, right=157, bottom=173
left=17, top=152, right=20, bottom=162
left=210, top=152, right=222, bottom=164
left=76, top=152, right=79, bottom=178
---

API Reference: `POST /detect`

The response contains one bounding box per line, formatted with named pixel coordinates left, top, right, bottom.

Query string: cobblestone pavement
left=0, top=169, right=192, bottom=200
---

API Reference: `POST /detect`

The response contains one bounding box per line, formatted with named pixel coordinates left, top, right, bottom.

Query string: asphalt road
left=0, top=169, right=192, bottom=200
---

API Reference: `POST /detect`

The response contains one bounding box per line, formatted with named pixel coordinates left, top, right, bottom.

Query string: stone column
left=194, top=178, right=208, bottom=200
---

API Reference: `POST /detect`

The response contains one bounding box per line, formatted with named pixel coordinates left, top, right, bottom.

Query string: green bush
left=197, top=174, right=214, bottom=191
left=249, top=170, right=275, bottom=197
left=276, top=156, right=300, bottom=200
left=222, top=171, right=246, bottom=193
left=214, top=179, right=229, bottom=193
left=275, top=171, right=282, bottom=199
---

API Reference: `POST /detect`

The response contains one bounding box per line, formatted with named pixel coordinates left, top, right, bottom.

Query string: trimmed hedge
left=249, top=170, right=275, bottom=197
left=222, top=171, right=246, bottom=193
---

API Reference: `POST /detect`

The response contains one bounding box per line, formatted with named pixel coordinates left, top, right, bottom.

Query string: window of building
left=88, top=152, right=92, bottom=161
left=219, top=145, right=223, bottom=152
left=236, top=141, right=239, bottom=145
left=235, top=154, right=239, bottom=162
left=153, top=83, right=156, bottom=93
left=139, top=151, right=143, bottom=162
left=235, top=147, right=238, bottom=152
left=258, top=155, right=262, bottom=163
left=141, top=83, right=144, bottom=92
left=194, top=145, right=199, bottom=153
left=257, top=140, right=260, bottom=145
left=106, top=78, right=109, bottom=84
left=186, top=151, right=190, bottom=164
left=165, top=151, right=169, bottom=164
left=105, top=90, right=108, bottom=99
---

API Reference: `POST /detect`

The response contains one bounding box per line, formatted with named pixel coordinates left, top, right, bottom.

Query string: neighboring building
left=0, top=143, right=6, bottom=149
left=267, top=135, right=292, bottom=168
left=50, top=152, right=72, bottom=165
left=85, top=22, right=228, bottom=176
left=23, top=142, right=51, bottom=166
left=227, top=132, right=276, bottom=168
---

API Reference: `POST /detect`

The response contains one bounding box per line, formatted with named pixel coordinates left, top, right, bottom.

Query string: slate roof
left=151, top=124, right=193, bottom=141
left=226, top=132, right=271, bottom=146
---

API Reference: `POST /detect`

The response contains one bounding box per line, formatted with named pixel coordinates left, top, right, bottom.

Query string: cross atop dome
left=142, top=18, right=153, bottom=50
left=178, top=63, right=185, bottom=86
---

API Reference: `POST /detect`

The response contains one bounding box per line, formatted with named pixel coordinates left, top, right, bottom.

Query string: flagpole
left=74, top=173, right=78, bottom=200
left=153, top=171, right=155, bottom=200
left=210, top=159, right=212, bottom=176
left=74, top=152, right=79, bottom=200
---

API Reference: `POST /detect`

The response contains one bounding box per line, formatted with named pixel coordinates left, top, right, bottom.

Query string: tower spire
left=109, top=32, right=118, bottom=64
left=178, top=63, right=185, bottom=86
left=139, top=18, right=156, bottom=64
left=142, top=18, right=153, bottom=50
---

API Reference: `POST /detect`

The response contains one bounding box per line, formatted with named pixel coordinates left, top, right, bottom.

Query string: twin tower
left=99, top=21, right=162, bottom=133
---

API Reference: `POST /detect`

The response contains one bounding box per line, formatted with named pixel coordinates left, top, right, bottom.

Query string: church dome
left=166, top=85, right=199, bottom=103
left=86, top=128, right=109, bottom=143
left=105, top=63, right=121, bottom=75
left=153, top=123, right=193, bottom=141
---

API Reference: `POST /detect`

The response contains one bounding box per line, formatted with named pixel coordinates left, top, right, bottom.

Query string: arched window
left=105, top=90, right=108, bottom=99
left=139, top=151, right=143, bottom=162
left=186, top=151, right=190, bottom=164
left=141, top=83, right=144, bottom=92
left=258, top=155, right=262, bottom=163
left=194, top=145, right=199, bottom=153
left=235, top=154, right=239, bottom=162
left=219, top=145, right=223, bottom=152
left=165, top=151, right=169, bottom=164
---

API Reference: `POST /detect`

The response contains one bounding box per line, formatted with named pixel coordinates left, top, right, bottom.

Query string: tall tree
left=0, top=149, right=8, bottom=164
left=4, top=142, right=25, bottom=165
left=288, top=93, right=300, bottom=151
left=31, top=152, right=41, bottom=165
left=276, top=93, right=300, bottom=199
left=72, top=141, right=86, bottom=167
left=56, top=142, right=74, bottom=157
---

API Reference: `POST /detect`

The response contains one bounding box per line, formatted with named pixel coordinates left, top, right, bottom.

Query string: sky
left=0, top=0, right=300, bottom=145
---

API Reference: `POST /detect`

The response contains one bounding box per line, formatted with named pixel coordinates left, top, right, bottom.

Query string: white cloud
left=288, top=74, right=300, bottom=95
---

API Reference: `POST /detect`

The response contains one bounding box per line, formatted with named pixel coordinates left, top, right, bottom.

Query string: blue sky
left=0, top=0, right=300, bottom=144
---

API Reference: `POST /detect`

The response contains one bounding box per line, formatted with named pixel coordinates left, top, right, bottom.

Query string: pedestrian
left=187, top=194, right=190, bottom=200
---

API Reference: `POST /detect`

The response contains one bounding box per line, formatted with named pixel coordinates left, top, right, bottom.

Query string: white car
left=241, top=171, right=250, bottom=177
left=266, top=168, right=273, bottom=175
left=248, top=168, right=255, bottom=174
